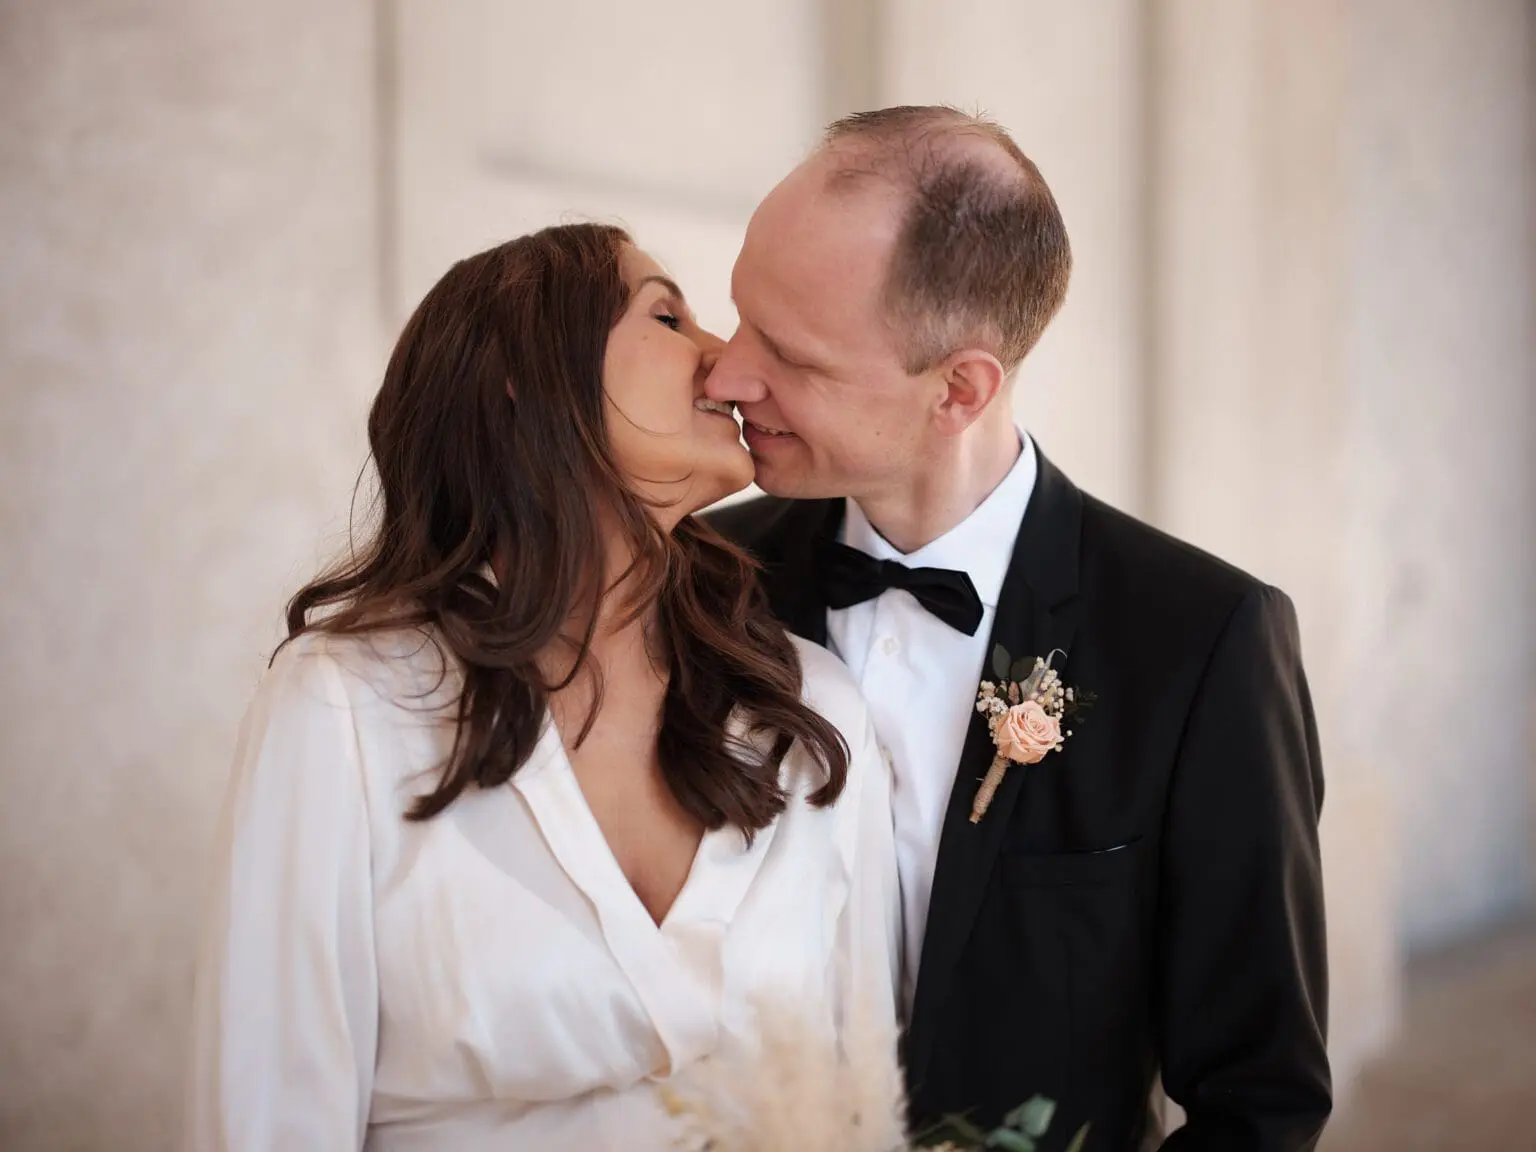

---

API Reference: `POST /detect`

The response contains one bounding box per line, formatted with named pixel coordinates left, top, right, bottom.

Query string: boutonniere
left=970, top=646, right=1093, bottom=824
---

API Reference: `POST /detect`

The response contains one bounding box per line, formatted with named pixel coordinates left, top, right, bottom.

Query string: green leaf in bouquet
left=1003, top=1095, right=1055, bottom=1139
left=992, top=644, right=1011, bottom=680
left=984, top=1129, right=1037, bottom=1152
left=1063, top=1122, right=1091, bottom=1152
left=1009, top=656, right=1034, bottom=683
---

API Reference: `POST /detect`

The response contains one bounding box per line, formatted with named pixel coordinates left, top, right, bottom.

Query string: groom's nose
left=703, top=336, right=769, bottom=405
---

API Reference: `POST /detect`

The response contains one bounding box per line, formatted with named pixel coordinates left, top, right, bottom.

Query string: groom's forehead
left=739, top=220, right=888, bottom=340
left=734, top=229, right=898, bottom=367
left=768, top=152, right=902, bottom=228
left=746, top=179, right=897, bottom=289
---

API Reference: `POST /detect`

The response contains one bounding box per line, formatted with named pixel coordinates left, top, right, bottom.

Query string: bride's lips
left=742, top=419, right=796, bottom=453
left=693, top=397, right=740, bottom=431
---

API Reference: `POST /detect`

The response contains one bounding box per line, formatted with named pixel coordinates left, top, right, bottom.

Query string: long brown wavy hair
left=285, top=223, right=848, bottom=828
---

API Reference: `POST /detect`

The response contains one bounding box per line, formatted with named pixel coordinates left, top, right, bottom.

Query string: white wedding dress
left=184, top=627, right=900, bottom=1151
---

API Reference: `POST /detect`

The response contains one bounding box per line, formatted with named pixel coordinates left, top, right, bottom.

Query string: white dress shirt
left=185, top=627, right=899, bottom=1151
left=827, top=431, right=1037, bottom=1021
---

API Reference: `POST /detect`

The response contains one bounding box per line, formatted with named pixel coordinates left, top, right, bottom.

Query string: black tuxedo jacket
left=706, top=452, right=1331, bottom=1151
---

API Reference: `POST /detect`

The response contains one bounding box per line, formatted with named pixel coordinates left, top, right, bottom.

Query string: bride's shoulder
left=267, top=624, right=460, bottom=714
left=790, top=635, right=872, bottom=743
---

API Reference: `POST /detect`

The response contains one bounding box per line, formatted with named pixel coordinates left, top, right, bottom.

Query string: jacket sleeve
left=1158, top=585, right=1332, bottom=1151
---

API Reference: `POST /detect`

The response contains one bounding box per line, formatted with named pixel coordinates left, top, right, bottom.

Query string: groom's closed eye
left=751, top=323, right=818, bottom=373
left=727, top=288, right=824, bottom=373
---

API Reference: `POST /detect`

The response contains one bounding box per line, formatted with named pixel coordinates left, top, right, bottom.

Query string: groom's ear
left=933, top=347, right=1008, bottom=435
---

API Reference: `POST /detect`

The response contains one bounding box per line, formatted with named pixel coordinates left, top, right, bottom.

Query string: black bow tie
left=813, top=538, right=985, bottom=636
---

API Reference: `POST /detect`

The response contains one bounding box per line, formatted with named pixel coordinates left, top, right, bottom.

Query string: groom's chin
left=743, top=436, right=841, bottom=500
left=747, top=458, right=791, bottom=497
left=750, top=463, right=832, bottom=502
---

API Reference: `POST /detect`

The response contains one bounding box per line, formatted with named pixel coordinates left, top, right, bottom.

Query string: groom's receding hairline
left=820, top=105, right=1039, bottom=187
left=811, top=105, right=1072, bottom=376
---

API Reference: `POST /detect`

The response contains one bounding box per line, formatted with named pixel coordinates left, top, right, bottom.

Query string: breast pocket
left=1000, top=837, right=1143, bottom=888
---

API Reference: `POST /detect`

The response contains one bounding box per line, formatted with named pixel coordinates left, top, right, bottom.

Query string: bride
left=184, top=224, right=901, bottom=1150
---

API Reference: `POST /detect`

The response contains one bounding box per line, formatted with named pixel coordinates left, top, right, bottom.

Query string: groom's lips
left=742, top=420, right=796, bottom=453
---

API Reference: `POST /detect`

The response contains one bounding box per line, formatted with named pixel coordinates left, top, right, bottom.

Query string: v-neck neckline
left=512, top=716, right=780, bottom=935
left=511, top=716, right=782, bottom=1074
left=532, top=715, right=720, bottom=930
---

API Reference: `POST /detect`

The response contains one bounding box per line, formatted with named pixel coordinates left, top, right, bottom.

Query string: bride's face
left=602, top=247, right=752, bottom=522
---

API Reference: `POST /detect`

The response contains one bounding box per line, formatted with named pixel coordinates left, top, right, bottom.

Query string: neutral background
left=1, top=1, right=1532, bottom=1148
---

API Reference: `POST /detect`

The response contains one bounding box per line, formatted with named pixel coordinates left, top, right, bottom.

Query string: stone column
left=1343, top=0, right=1535, bottom=949
left=1146, top=0, right=1401, bottom=1095
left=882, top=0, right=1151, bottom=513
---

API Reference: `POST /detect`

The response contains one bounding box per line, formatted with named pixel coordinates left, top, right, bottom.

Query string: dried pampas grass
left=664, top=990, right=909, bottom=1152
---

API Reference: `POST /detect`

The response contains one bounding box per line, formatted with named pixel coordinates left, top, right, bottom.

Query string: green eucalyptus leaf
left=985, top=1129, right=1037, bottom=1152
left=992, top=644, right=1011, bottom=680
left=1004, top=1096, right=1056, bottom=1139
left=1010, top=656, right=1033, bottom=683
left=1063, top=1122, right=1092, bottom=1152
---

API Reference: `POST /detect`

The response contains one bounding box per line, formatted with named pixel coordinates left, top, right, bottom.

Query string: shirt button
left=882, top=636, right=900, bottom=656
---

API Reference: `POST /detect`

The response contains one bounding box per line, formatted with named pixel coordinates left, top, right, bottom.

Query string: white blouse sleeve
left=832, top=706, right=902, bottom=1063
left=185, top=642, right=378, bottom=1152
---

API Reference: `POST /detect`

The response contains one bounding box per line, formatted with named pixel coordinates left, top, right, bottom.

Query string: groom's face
left=705, top=160, right=945, bottom=502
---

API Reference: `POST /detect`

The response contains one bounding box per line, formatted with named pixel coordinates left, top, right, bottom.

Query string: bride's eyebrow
left=636, top=274, right=687, bottom=306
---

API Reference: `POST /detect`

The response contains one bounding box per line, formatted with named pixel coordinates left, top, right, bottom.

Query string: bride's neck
left=539, top=513, right=668, bottom=701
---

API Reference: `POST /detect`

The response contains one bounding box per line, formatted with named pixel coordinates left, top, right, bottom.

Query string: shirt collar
left=840, top=430, right=1038, bottom=609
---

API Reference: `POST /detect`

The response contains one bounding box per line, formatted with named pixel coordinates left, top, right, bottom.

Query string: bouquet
left=663, top=997, right=1088, bottom=1152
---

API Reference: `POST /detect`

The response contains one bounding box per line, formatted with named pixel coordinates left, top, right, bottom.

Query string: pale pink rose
left=995, top=700, right=1061, bottom=764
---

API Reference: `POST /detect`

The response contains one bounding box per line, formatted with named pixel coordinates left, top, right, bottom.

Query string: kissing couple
left=187, top=106, right=1331, bottom=1152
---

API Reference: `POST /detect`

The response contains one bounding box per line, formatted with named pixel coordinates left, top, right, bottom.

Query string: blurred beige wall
left=0, top=1, right=1532, bottom=1149
left=882, top=0, right=1152, bottom=514
left=1344, top=0, right=1535, bottom=950
left=1151, top=0, right=1536, bottom=1080
left=0, top=2, right=384, bottom=1147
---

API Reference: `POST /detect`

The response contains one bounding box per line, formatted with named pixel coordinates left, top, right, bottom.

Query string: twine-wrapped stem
left=969, top=752, right=1011, bottom=824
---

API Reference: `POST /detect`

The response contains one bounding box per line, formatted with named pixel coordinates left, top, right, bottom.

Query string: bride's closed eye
left=655, top=312, right=683, bottom=332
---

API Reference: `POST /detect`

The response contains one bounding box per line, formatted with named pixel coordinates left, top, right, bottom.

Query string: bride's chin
left=718, top=455, right=756, bottom=502
left=682, top=460, right=754, bottom=520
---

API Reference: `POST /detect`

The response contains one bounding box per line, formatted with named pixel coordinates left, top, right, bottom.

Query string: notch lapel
left=903, top=453, right=1084, bottom=1094
left=757, top=498, right=844, bottom=646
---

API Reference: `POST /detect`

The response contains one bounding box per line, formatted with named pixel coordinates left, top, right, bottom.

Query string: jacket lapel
left=758, top=498, right=844, bottom=646
left=903, top=452, right=1084, bottom=1093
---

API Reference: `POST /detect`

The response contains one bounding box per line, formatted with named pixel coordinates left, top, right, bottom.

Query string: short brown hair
left=284, top=224, right=848, bottom=830
left=823, top=105, right=1072, bottom=374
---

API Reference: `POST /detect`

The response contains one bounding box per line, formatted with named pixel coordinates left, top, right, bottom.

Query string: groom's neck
left=856, top=409, right=1022, bottom=555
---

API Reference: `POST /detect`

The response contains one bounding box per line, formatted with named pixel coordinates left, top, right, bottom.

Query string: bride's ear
left=932, top=347, right=1007, bottom=435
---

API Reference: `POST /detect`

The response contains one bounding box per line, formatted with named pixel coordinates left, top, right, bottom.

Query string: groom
left=705, top=107, right=1330, bottom=1150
